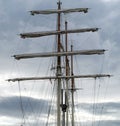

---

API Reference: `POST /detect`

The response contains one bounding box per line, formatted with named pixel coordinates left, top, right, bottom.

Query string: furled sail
left=30, top=8, right=89, bottom=15
left=20, top=28, right=99, bottom=38
left=13, top=49, right=105, bottom=60
left=7, top=74, right=111, bottom=82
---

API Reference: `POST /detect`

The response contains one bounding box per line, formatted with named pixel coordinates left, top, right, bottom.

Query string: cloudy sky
left=0, top=0, right=120, bottom=126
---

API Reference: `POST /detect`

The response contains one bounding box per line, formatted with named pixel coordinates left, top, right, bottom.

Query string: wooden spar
left=13, top=49, right=106, bottom=60
left=30, top=8, right=89, bottom=15
left=7, top=74, right=111, bottom=82
left=65, top=21, right=69, bottom=77
left=71, top=45, right=75, bottom=126
left=71, top=45, right=75, bottom=90
left=20, top=28, right=99, bottom=38
left=65, top=21, right=69, bottom=126
left=57, top=2, right=61, bottom=126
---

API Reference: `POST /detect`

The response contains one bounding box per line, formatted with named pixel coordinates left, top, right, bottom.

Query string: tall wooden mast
left=57, top=1, right=62, bottom=126
left=71, top=45, right=75, bottom=126
left=65, top=21, right=69, bottom=126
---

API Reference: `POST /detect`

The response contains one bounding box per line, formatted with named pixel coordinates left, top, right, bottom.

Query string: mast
left=65, top=21, right=69, bottom=126
left=71, top=45, right=75, bottom=126
left=57, top=1, right=62, bottom=126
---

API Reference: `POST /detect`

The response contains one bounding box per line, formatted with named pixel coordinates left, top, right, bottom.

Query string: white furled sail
left=13, top=49, right=105, bottom=60
left=30, top=8, right=89, bottom=15
left=7, top=74, right=111, bottom=82
left=20, top=28, right=99, bottom=38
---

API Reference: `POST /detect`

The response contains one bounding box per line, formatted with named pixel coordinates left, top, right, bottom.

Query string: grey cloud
left=76, top=102, right=120, bottom=116
left=94, top=120, right=120, bottom=126
left=1, top=97, right=119, bottom=122
left=0, top=0, right=119, bottom=125
left=0, top=96, right=49, bottom=118
left=80, top=120, right=120, bottom=126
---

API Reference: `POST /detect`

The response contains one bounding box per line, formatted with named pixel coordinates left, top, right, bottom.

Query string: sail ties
left=13, top=49, right=105, bottom=60
left=20, top=28, right=99, bottom=38
left=30, top=8, right=88, bottom=15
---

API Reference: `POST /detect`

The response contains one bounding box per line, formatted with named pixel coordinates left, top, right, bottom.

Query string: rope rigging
left=18, top=81, right=26, bottom=125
